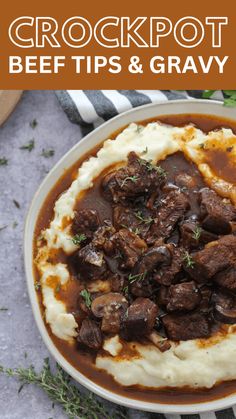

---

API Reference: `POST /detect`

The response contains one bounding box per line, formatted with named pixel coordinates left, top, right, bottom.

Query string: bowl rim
left=24, top=99, right=236, bottom=414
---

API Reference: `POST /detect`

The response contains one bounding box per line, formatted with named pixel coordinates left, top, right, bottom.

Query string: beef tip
left=130, top=245, right=171, bottom=297
left=154, top=245, right=183, bottom=286
left=162, top=312, right=210, bottom=341
left=148, top=190, right=189, bottom=243
left=199, top=188, right=236, bottom=234
left=111, top=228, right=147, bottom=269
left=213, top=266, right=236, bottom=293
left=122, top=298, right=158, bottom=339
left=110, top=273, right=125, bottom=292
left=166, top=281, right=201, bottom=312
left=180, top=219, right=218, bottom=250
left=157, top=286, right=169, bottom=307
left=72, top=209, right=99, bottom=240
left=91, top=292, right=128, bottom=334
left=92, top=221, right=116, bottom=255
left=77, top=318, right=102, bottom=349
left=102, top=152, right=164, bottom=203
left=184, top=235, right=236, bottom=282
left=113, top=205, right=151, bottom=237
left=74, top=243, right=107, bottom=279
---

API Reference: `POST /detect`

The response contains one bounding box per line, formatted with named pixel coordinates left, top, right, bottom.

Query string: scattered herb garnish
left=71, top=233, right=87, bottom=246
left=0, top=157, right=8, bottom=166
left=192, top=226, right=202, bottom=241
left=135, top=211, right=154, bottom=225
left=20, top=139, right=35, bottom=152
left=0, top=225, right=7, bottom=232
left=121, top=175, right=139, bottom=188
left=128, top=271, right=147, bottom=284
left=0, top=358, right=127, bottom=419
left=139, top=158, right=167, bottom=178
left=34, top=281, right=41, bottom=291
left=24, top=352, right=28, bottom=359
left=30, top=119, right=38, bottom=129
left=13, top=199, right=20, bottom=209
left=183, top=251, right=195, bottom=268
left=12, top=221, right=18, bottom=229
left=0, top=307, right=8, bottom=311
left=141, top=146, right=148, bottom=155
left=80, top=289, right=92, bottom=308
left=55, top=284, right=61, bottom=294
left=202, top=90, right=236, bottom=108
left=199, top=143, right=205, bottom=149
left=41, top=149, right=55, bottom=158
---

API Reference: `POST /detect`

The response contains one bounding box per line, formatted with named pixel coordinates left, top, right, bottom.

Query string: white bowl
left=24, top=99, right=236, bottom=414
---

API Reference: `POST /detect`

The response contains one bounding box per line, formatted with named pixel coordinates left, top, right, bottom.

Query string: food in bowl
left=34, top=114, right=236, bottom=403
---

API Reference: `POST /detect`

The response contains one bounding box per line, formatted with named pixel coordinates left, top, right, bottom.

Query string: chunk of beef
left=74, top=244, right=107, bottom=279
left=77, top=319, right=102, bottom=349
left=180, top=219, right=218, bottom=250
left=72, top=209, right=99, bottom=239
left=122, top=298, right=158, bottom=339
left=157, top=286, right=169, bottom=307
left=91, top=293, right=128, bottom=334
left=92, top=221, right=116, bottom=255
left=166, top=281, right=201, bottom=312
left=110, top=273, right=125, bottom=292
left=113, top=205, right=151, bottom=237
left=162, top=312, right=210, bottom=341
left=111, top=228, right=147, bottom=269
left=102, top=152, right=164, bottom=203
left=154, top=245, right=183, bottom=286
left=213, top=266, right=236, bottom=293
left=199, top=188, right=236, bottom=234
left=184, top=235, right=236, bottom=282
left=130, top=245, right=171, bottom=297
left=148, top=190, right=189, bottom=244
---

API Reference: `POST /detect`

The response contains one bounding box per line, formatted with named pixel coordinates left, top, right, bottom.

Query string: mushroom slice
left=91, top=292, right=128, bottom=334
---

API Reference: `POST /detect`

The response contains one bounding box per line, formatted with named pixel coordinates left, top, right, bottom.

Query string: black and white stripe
left=55, top=88, right=234, bottom=419
left=56, top=90, right=225, bottom=130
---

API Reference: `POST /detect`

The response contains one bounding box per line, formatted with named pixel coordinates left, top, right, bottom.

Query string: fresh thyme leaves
left=55, top=284, right=61, bottom=293
left=202, top=90, right=236, bottom=108
left=139, top=158, right=167, bottom=178
left=0, top=358, right=127, bottom=419
left=71, top=233, right=87, bottom=246
left=80, top=289, right=92, bottom=308
left=141, top=146, right=148, bottom=155
left=183, top=251, right=195, bottom=268
left=12, top=221, right=18, bottom=229
left=41, top=149, right=55, bottom=158
left=121, top=175, right=139, bottom=188
left=13, top=199, right=20, bottom=209
left=128, top=271, right=147, bottom=284
left=0, top=225, right=7, bottom=232
left=0, top=307, right=8, bottom=311
left=135, top=211, right=154, bottom=225
left=34, top=281, right=41, bottom=291
left=30, top=119, right=38, bottom=129
left=0, top=157, right=8, bottom=166
left=192, top=226, right=202, bottom=241
left=20, top=139, right=35, bottom=152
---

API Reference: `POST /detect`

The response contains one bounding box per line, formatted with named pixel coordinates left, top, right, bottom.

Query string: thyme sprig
left=0, top=359, right=128, bottom=419
left=0, top=157, right=8, bottom=166
left=135, top=211, right=154, bottom=225
left=192, top=226, right=202, bottom=241
left=183, top=251, right=195, bottom=268
left=121, top=175, right=139, bottom=188
left=20, top=139, right=35, bottom=152
left=80, top=289, right=92, bottom=308
left=72, top=233, right=87, bottom=246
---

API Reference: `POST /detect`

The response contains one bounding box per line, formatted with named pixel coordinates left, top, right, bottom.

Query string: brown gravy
left=34, top=114, right=236, bottom=405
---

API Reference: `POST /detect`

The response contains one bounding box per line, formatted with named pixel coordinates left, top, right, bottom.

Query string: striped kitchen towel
left=56, top=90, right=225, bottom=134
left=55, top=89, right=235, bottom=419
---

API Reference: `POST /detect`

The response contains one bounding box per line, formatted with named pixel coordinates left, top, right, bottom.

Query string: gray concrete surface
left=0, top=91, right=148, bottom=419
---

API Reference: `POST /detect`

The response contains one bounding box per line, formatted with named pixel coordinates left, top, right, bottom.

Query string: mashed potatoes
left=35, top=120, right=236, bottom=389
